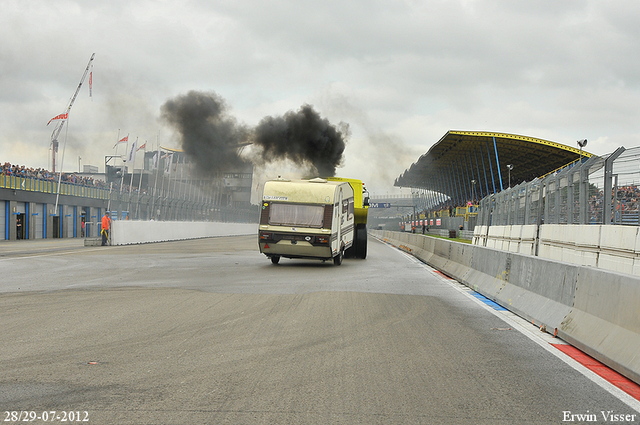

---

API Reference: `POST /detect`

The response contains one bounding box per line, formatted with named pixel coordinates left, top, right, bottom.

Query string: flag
left=137, top=141, right=146, bottom=151
left=164, top=153, right=174, bottom=174
left=126, top=139, right=137, bottom=163
left=47, top=113, right=68, bottom=126
left=89, top=71, right=93, bottom=98
left=113, top=135, right=128, bottom=149
left=152, top=152, right=159, bottom=169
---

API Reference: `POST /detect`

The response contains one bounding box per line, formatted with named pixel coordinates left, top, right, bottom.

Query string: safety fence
left=426, top=205, right=479, bottom=221
left=1, top=174, right=109, bottom=199
left=0, top=173, right=257, bottom=223
left=477, top=146, right=640, bottom=226
left=1, top=173, right=258, bottom=241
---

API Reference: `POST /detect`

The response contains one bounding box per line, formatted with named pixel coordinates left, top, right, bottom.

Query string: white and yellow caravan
left=258, top=178, right=355, bottom=265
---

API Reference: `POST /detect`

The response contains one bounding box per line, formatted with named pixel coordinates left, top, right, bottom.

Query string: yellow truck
left=258, top=177, right=368, bottom=265
left=325, top=176, right=369, bottom=259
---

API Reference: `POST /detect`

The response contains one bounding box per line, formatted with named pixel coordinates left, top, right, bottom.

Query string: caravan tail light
left=316, top=236, right=329, bottom=244
left=259, top=232, right=273, bottom=241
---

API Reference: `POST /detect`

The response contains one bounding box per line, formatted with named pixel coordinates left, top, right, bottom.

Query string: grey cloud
left=1, top=0, right=639, bottom=193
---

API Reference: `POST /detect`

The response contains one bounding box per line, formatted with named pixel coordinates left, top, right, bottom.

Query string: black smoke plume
left=160, top=91, right=249, bottom=176
left=253, top=104, right=347, bottom=177
left=161, top=91, right=347, bottom=177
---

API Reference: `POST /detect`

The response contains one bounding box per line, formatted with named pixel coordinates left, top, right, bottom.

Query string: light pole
left=471, top=179, right=476, bottom=202
left=506, top=164, right=513, bottom=189
left=577, top=139, right=588, bottom=165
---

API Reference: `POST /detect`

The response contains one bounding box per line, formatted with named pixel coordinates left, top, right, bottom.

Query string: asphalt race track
left=1, top=236, right=639, bottom=424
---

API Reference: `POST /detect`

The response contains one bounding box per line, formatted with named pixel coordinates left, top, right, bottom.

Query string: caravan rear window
left=269, top=203, right=325, bottom=228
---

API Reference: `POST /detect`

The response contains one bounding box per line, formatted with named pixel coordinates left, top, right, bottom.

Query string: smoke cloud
left=160, top=91, right=347, bottom=177
left=160, top=90, right=250, bottom=176
left=253, top=104, right=347, bottom=177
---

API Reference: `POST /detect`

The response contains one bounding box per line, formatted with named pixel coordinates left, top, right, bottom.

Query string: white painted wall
left=475, top=223, right=640, bottom=276
left=110, top=221, right=258, bottom=245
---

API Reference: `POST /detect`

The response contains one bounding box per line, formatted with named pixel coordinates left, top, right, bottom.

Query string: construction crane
left=50, top=53, right=95, bottom=173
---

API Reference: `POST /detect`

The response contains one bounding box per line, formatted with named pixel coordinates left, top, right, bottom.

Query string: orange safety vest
left=101, top=214, right=110, bottom=230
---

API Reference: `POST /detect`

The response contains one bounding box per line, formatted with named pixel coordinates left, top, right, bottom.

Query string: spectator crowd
left=2, top=162, right=155, bottom=196
left=2, top=162, right=108, bottom=188
left=588, top=185, right=640, bottom=223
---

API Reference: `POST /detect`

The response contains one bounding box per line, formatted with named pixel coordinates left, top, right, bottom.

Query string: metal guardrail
left=1, top=174, right=109, bottom=199
left=1, top=174, right=258, bottom=223
left=477, top=146, right=639, bottom=226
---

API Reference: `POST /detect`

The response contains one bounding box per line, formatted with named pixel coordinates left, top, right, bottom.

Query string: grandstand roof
left=394, top=130, right=593, bottom=202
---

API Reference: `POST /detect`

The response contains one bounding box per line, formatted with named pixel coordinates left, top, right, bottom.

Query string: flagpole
left=113, top=129, right=120, bottom=180
left=107, top=181, right=113, bottom=212
left=151, top=136, right=160, bottom=219
left=185, top=159, right=192, bottom=220
left=159, top=168, right=165, bottom=220
left=176, top=155, right=184, bottom=220
left=177, top=159, right=182, bottom=219
left=171, top=154, right=177, bottom=220
left=108, top=129, right=119, bottom=216
left=136, top=141, right=146, bottom=219
left=177, top=155, right=183, bottom=201
left=187, top=161, right=193, bottom=203
left=166, top=156, right=172, bottom=220
left=174, top=156, right=180, bottom=220
left=187, top=160, right=194, bottom=220
left=53, top=117, right=69, bottom=219
left=127, top=137, right=138, bottom=216
left=159, top=152, right=168, bottom=220
left=167, top=154, right=176, bottom=220
left=119, top=135, right=129, bottom=195
left=172, top=155, right=178, bottom=220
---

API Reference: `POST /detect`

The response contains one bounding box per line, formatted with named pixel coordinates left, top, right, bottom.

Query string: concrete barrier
left=507, top=225, right=521, bottom=253
left=463, top=245, right=510, bottom=299
left=371, top=229, right=640, bottom=385
left=574, top=225, right=600, bottom=267
left=560, top=267, right=640, bottom=384
left=444, top=239, right=474, bottom=281
left=598, top=226, right=637, bottom=275
left=110, top=221, right=258, bottom=245
left=472, top=225, right=485, bottom=246
left=485, top=224, right=640, bottom=277
left=487, top=225, right=504, bottom=249
left=538, top=224, right=565, bottom=261
left=519, top=224, right=537, bottom=256
left=495, top=254, right=577, bottom=332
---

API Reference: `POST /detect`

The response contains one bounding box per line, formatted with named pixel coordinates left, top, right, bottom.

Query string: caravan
left=258, top=178, right=355, bottom=265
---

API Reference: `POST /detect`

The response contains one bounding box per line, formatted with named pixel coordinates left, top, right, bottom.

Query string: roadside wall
left=474, top=224, right=640, bottom=276
left=111, top=221, right=258, bottom=245
left=371, top=229, right=640, bottom=385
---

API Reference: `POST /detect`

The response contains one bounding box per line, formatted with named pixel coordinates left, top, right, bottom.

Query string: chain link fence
left=478, top=146, right=639, bottom=227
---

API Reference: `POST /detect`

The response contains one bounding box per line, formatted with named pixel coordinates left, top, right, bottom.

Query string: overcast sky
left=2, top=0, right=639, bottom=195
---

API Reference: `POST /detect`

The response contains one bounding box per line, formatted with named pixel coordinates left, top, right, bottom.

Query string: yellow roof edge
left=447, top=130, right=593, bottom=157
left=159, top=146, right=184, bottom=153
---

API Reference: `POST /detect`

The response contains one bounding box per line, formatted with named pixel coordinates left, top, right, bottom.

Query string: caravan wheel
left=333, top=249, right=343, bottom=266
left=270, top=256, right=281, bottom=265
